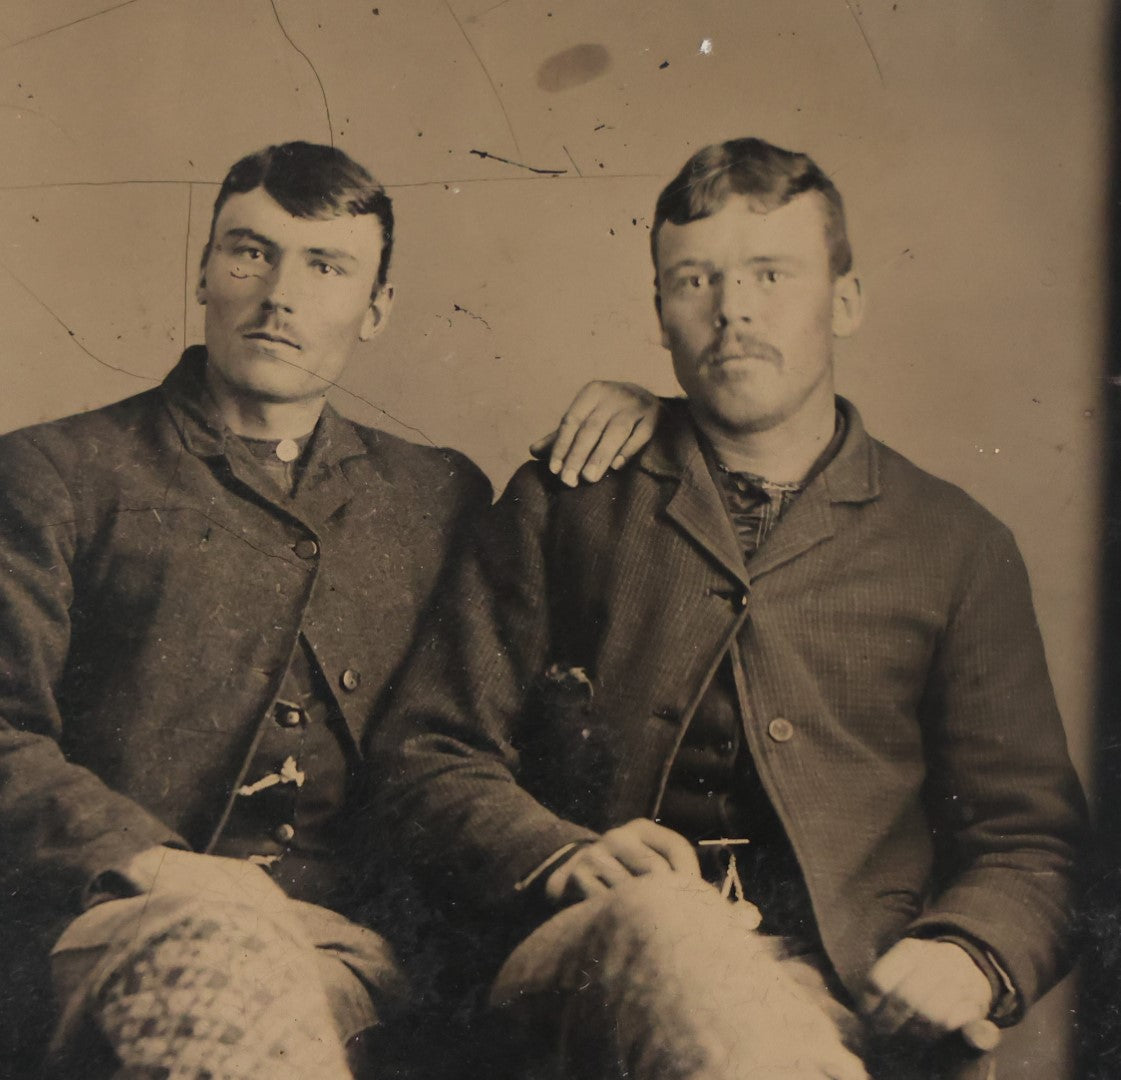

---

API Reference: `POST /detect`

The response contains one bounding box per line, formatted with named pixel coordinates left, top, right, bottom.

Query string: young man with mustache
left=374, top=137, right=1087, bottom=1079
left=0, top=141, right=657, bottom=1079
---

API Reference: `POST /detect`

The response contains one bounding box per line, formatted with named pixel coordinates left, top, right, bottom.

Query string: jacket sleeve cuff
left=83, top=841, right=190, bottom=910
left=513, top=840, right=593, bottom=898
left=908, top=929, right=1021, bottom=1024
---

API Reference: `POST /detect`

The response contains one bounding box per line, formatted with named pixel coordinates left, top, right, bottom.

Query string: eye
left=311, top=260, right=343, bottom=277
left=234, top=245, right=267, bottom=262
left=673, top=271, right=717, bottom=294
left=757, top=268, right=787, bottom=287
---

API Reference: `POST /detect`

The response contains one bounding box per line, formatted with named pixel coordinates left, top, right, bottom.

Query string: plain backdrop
left=0, top=2, right=1106, bottom=1076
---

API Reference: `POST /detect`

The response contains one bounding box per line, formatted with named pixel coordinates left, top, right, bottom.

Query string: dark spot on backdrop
left=536, top=43, right=611, bottom=92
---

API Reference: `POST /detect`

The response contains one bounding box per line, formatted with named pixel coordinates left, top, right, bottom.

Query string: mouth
left=243, top=331, right=301, bottom=351
left=707, top=338, right=781, bottom=368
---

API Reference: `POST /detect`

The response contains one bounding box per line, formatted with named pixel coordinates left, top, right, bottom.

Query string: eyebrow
left=661, top=258, right=715, bottom=277
left=662, top=254, right=806, bottom=276
left=221, top=227, right=273, bottom=246
left=219, top=229, right=358, bottom=265
left=305, top=246, right=359, bottom=265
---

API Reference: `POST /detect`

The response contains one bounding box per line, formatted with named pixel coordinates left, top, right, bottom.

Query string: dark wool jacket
left=0, top=347, right=490, bottom=925
left=374, top=398, right=1086, bottom=1015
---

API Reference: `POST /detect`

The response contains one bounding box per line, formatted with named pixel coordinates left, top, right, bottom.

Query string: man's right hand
left=543, top=818, right=700, bottom=904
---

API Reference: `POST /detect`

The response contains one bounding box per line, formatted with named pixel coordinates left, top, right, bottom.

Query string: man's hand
left=862, top=938, right=993, bottom=1043
left=530, top=381, right=660, bottom=487
left=543, top=819, right=699, bottom=904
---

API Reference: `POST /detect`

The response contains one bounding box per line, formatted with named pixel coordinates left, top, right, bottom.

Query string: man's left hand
left=861, top=938, right=993, bottom=1042
left=531, top=381, right=660, bottom=486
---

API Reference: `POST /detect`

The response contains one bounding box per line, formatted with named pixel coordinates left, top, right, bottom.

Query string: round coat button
left=293, top=539, right=319, bottom=559
left=273, top=823, right=296, bottom=844
left=340, top=668, right=361, bottom=692
left=767, top=717, right=794, bottom=743
left=278, top=708, right=303, bottom=728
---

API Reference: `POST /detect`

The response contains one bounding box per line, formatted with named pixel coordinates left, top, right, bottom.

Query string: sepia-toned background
left=0, top=2, right=1106, bottom=1076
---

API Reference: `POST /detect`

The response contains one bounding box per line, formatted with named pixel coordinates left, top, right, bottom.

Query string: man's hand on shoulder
left=531, top=381, right=661, bottom=487
left=862, top=937, right=993, bottom=1043
left=543, top=818, right=699, bottom=904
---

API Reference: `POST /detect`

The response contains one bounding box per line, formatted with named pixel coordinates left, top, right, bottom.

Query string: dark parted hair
left=204, top=141, right=395, bottom=290
left=652, top=137, right=852, bottom=279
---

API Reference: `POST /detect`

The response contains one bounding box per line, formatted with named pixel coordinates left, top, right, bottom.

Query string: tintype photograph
left=0, top=3, right=1108, bottom=1079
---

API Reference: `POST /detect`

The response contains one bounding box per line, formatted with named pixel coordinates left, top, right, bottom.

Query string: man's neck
left=691, top=399, right=838, bottom=484
left=204, top=365, right=325, bottom=441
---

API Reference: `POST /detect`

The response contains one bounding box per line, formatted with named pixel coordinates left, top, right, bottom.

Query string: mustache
left=706, top=332, right=782, bottom=365
left=240, top=320, right=302, bottom=350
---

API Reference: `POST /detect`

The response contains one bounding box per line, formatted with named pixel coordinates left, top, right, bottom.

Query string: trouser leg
left=45, top=875, right=402, bottom=1080
left=48, top=891, right=353, bottom=1080
left=489, top=875, right=868, bottom=1080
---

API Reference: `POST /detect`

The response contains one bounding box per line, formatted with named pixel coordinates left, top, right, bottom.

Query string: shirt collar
left=159, top=345, right=368, bottom=473
left=639, top=395, right=880, bottom=506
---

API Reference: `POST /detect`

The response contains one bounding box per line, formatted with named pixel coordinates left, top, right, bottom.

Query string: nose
left=715, top=275, right=753, bottom=328
left=262, top=256, right=299, bottom=313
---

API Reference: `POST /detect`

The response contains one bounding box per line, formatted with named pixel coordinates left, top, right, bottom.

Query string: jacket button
left=767, top=717, right=794, bottom=743
left=273, top=823, right=296, bottom=844
left=293, top=539, right=319, bottom=559
left=738, top=590, right=749, bottom=610
left=277, top=707, right=303, bottom=728
left=340, top=668, right=361, bottom=692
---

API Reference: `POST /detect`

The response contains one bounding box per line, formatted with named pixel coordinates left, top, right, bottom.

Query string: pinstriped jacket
left=374, top=397, right=1086, bottom=1014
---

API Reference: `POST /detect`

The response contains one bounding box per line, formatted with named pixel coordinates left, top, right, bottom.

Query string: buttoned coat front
left=376, top=398, right=1086, bottom=1014
left=0, top=348, right=489, bottom=937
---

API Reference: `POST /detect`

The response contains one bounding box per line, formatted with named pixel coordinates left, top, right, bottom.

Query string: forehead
left=212, top=187, right=383, bottom=264
left=655, top=192, right=831, bottom=273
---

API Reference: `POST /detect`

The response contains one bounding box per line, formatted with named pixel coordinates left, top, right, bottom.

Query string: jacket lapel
left=160, top=349, right=362, bottom=532
left=640, top=406, right=750, bottom=587
left=289, top=405, right=363, bottom=527
left=640, top=397, right=881, bottom=584
left=747, top=398, right=881, bottom=579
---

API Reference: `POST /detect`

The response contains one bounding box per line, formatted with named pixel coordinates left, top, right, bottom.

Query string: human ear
left=360, top=283, right=396, bottom=341
left=831, top=273, right=863, bottom=338
left=195, top=248, right=210, bottom=306
left=654, top=290, right=672, bottom=349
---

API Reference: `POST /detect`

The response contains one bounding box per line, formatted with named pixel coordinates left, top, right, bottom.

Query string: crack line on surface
left=1, top=263, right=158, bottom=382
left=3, top=0, right=144, bottom=48
left=268, top=0, right=334, bottom=146
left=221, top=340, right=439, bottom=446
left=469, top=149, right=565, bottom=175
left=453, top=303, right=491, bottom=330
left=0, top=103, right=75, bottom=142
left=561, top=145, right=584, bottom=178
left=382, top=172, right=661, bottom=188
left=182, top=185, right=193, bottom=352
left=0, top=180, right=213, bottom=190
left=843, top=0, right=884, bottom=86
left=443, top=0, right=521, bottom=156
left=0, top=174, right=662, bottom=193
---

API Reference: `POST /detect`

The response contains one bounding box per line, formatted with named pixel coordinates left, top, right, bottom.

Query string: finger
left=866, top=991, right=915, bottom=1038
left=548, top=383, right=603, bottom=473
left=600, top=829, right=675, bottom=877
left=548, top=414, right=585, bottom=476
left=627, top=820, right=701, bottom=877
left=937, top=1000, right=991, bottom=1038
left=578, top=848, right=633, bottom=889
left=578, top=414, right=642, bottom=483
left=565, top=865, right=612, bottom=902
left=558, top=410, right=614, bottom=487
left=826, top=1046, right=871, bottom=1080
left=610, top=413, right=658, bottom=470
left=960, top=1019, right=1001, bottom=1053
left=529, top=429, right=558, bottom=458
